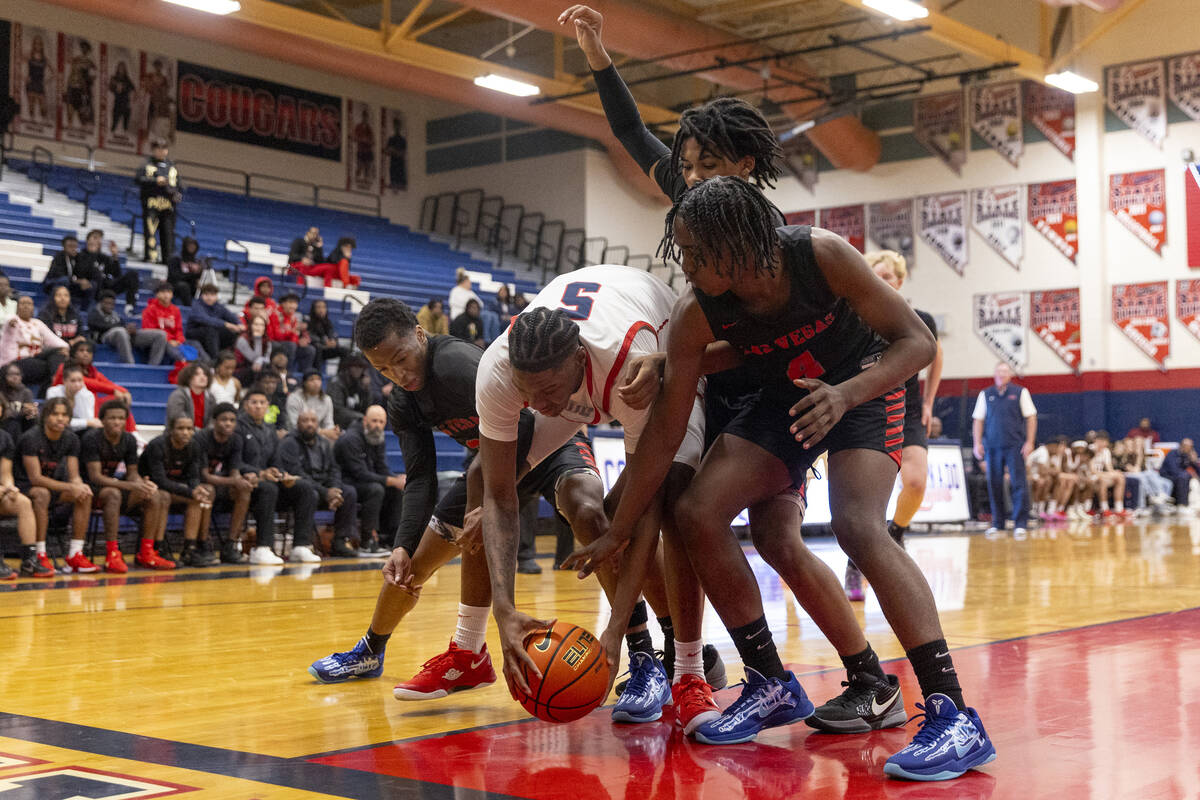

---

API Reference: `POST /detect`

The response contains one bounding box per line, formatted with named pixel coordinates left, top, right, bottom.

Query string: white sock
left=35, top=541, right=46, bottom=555
left=1115, top=499, right=1124, bottom=512
left=673, top=639, right=704, bottom=683
left=1100, top=498, right=1109, bottom=511
left=453, top=603, right=489, bottom=654
left=1047, top=500, right=1059, bottom=513
left=68, top=539, right=84, bottom=557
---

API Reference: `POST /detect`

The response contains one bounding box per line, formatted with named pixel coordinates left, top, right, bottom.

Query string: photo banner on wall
left=380, top=106, right=408, bottom=193
left=919, top=192, right=968, bottom=275
left=140, top=52, right=177, bottom=147
left=1188, top=164, right=1200, bottom=268
left=57, top=32, right=98, bottom=148
left=971, top=185, right=1023, bottom=269
left=973, top=292, right=1028, bottom=372
left=1109, top=169, right=1166, bottom=254
left=1176, top=279, right=1200, bottom=344
left=9, top=23, right=59, bottom=139
left=969, top=81, right=1022, bottom=166
left=818, top=204, right=865, bottom=252
left=1105, top=59, right=1167, bottom=147
left=177, top=61, right=341, bottom=160
left=98, top=43, right=139, bottom=153
left=1169, top=52, right=1200, bottom=120
left=782, top=135, right=819, bottom=193
left=1028, top=180, right=1078, bottom=264
left=1112, top=281, right=1170, bottom=370
left=868, top=199, right=915, bottom=267
left=784, top=210, right=815, bottom=226
left=346, top=99, right=378, bottom=192
left=914, top=91, right=966, bottom=174
left=1031, top=289, right=1082, bottom=373
left=1023, top=80, right=1075, bottom=161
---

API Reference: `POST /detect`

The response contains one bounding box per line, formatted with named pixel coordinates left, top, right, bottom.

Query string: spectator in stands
left=269, top=347, right=297, bottom=392
left=1159, top=438, right=1199, bottom=510
left=449, top=298, right=486, bottom=347
left=80, top=229, right=139, bottom=316
left=81, top=400, right=173, bottom=573
left=0, top=363, right=37, bottom=442
left=1027, top=438, right=1063, bottom=521
left=306, top=299, right=346, bottom=372
left=40, top=285, right=86, bottom=346
left=245, top=277, right=279, bottom=323
left=276, top=408, right=358, bottom=559
left=142, top=281, right=189, bottom=363
left=0, top=423, right=41, bottom=579
left=52, top=340, right=134, bottom=432
left=138, top=139, right=181, bottom=264
left=0, top=275, right=18, bottom=324
left=1115, top=436, right=1172, bottom=512
left=167, top=362, right=212, bottom=429
left=314, top=237, right=361, bottom=288
left=235, top=314, right=271, bottom=384
left=2, top=295, right=69, bottom=393
left=186, top=284, right=245, bottom=361
left=973, top=361, right=1037, bottom=535
left=1087, top=432, right=1128, bottom=519
left=17, top=397, right=93, bottom=576
left=1126, top=417, right=1160, bottom=447
left=328, top=353, right=376, bottom=429
left=512, top=292, right=529, bottom=312
left=195, top=402, right=252, bottom=563
left=46, top=364, right=100, bottom=432
left=141, top=414, right=218, bottom=567
left=288, top=227, right=324, bottom=264
left=167, top=236, right=205, bottom=306
left=1064, top=441, right=1094, bottom=520
left=237, top=388, right=316, bottom=565
left=44, top=234, right=99, bottom=311
left=210, top=351, right=241, bottom=406
left=493, top=284, right=514, bottom=318
left=334, top=403, right=403, bottom=556
left=286, top=370, right=339, bottom=441
left=417, top=298, right=449, bottom=336
left=448, top=267, right=480, bottom=320
left=89, top=290, right=166, bottom=365
left=271, top=293, right=315, bottom=373
left=255, top=373, right=288, bottom=434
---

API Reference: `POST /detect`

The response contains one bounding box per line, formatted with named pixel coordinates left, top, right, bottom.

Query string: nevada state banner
left=1112, top=281, right=1170, bottom=369
left=919, top=192, right=968, bottom=275
left=972, top=185, right=1023, bottom=269
left=1109, top=169, right=1166, bottom=254
left=1023, top=80, right=1075, bottom=161
left=1028, top=180, right=1078, bottom=264
left=974, top=292, right=1028, bottom=371
left=914, top=91, right=967, bottom=174
left=1031, top=288, right=1082, bottom=373
left=1176, top=278, right=1200, bottom=344
left=970, top=81, right=1022, bottom=166
left=868, top=199, right=915, bottom=268
left=1105, top=59, right=1167, bottom=147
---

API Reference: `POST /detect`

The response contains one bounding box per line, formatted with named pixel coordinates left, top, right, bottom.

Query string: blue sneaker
left=308, top=638, right=385, bottom=684
left=883, top=694, right=996, bottom=781
left=612, top=651, right=672, bottom=723
left=692, top=668, right=814, bottom=745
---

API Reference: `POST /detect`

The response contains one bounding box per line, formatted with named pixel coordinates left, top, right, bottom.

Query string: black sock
left=627, top=600, right=649, bottom=630
left=841, top=645, right=886, bottom=682
left=20, top=545, right=35, bottom=562
left=906, top=639, right=965, bottom=710
left=729, top=616, right=786, bottom=680
left=364, top=627, right=390, bottom=655
left=625, top=628, right=654, bottom=656
left=657, top=615, right=674, bottom=642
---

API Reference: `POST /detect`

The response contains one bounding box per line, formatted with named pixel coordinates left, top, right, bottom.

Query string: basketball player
left=571, top=178, right=994, bottom=781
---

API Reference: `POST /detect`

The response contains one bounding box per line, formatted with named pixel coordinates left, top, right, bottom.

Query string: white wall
left=583, top=148, right=670, bottom=263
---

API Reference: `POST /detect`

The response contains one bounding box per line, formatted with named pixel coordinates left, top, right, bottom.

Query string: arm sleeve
left=1019, top=388, right=1037, bottom=417
left=392, top=425, right=438, bottom=553
left=971, top=392, right=988, bottom=421
left=475, top=341, right=524, bottom=442
left=592, top=64, right=671, bottom=175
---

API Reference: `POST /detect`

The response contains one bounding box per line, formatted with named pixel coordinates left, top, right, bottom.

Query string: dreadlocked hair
left=671, top=97, right=783, bottom=189
left=509, top=307, right=580, bottom=373
left=659, top=176, right=781, bottom=280
left=354, top=297, right=418, bottom=351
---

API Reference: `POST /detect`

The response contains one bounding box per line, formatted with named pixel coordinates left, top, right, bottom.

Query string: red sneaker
left=105, top=549, right=128, bottom=574
left=393, top=642, right=497, bottom=701
left=135, top=549, right=177, bottom=570
left=22, top=555, right=55, bottom=578
left=63, top=552, right=100, bottom=574
left=671, top=674, right=720, bottom=735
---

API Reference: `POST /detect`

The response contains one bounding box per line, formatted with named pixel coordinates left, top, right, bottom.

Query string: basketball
left=516, top=621, right=610, bottom=723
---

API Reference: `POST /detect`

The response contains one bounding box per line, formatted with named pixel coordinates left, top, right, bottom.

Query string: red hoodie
left=243, top=276, right=279, bottom=324
left=52, top=363, right=126, bottom=396
left=142, top=299, right=184, bottom=344
left=269, top=306, right=305, bottom=344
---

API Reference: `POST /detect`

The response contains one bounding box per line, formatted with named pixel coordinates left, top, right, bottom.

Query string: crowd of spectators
left=415, top=267, right=527, bottom=349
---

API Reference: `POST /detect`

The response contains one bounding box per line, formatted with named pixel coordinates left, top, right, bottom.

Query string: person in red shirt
left=52, top=340, right=137, bottom=432
left=243, top=277, right=278, bottom=323
left=141, top=281, right=189, bottom=363
left=269, top=293, right=315, bottom=373
left=1126, top=417, right=1161, bottom=446
left=290, top=237, right=360, bottom=288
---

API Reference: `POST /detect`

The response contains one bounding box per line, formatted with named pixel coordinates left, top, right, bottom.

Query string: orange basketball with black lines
left=517, top=621, right=610, bottom=723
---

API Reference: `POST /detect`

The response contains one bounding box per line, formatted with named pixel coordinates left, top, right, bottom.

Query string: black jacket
left=237, top=412, right=278, bottom=471
left=288, top=237, right=323, bottom=263
left=329, top=374, right=374, bottom=419
left=78, top=249, right=124, bottom=281
left=275, top=431, right=340, bottom=491
left=334, top=420, right=391, bottom=487
left=45, top=250, right=100, bottom=287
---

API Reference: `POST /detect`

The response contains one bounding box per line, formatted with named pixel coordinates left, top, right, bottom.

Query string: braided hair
left=660, top=176, right=781, bottom=280
left=670, top=98, right=783, bottom=189
left=509, top=307, right=580, bottom=373
left=354, top=297, right=418, bottom=351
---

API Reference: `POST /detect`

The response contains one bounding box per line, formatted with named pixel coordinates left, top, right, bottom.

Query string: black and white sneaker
left=805, top=672, right=907, bottom=733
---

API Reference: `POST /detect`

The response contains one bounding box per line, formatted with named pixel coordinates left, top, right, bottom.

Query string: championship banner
left=784, top=210, right=815, bottom=226
left=1023, top=80, right=1075, bottom=161
left=1176, top=279, right=1200, bottom=344
left=1188, top=164, right=1200, bottom=268
left=782, top=135, right=819, bottom=192
left=139, top=52, right=176, bottom=146
left=818, top=204, right=865, bottom=252
left=1031, top=288, right=1082, bottom=373
left=1169, top=52, right=1200, bottom=121
left=1105, top=59, right=1167, bottom=147
left=177, top=61, right=341, bottom=160
left=914, top=91, right=966, bottom=174
left=918, top=192, right=968, bottom=275
left=9, top=23, right=58, bottom=139
left=57, top=32, right=98, bottom=147
left=971, top=185, right=1023, bottom=269
left=98, top=43, right=141, bottom=153
left=1109, top=169, right=1166, bottom=254
left=867, top=199, right=915, bottom=267
left=380, top=107, right=408, bottom=193
left=1028, top=180, right=1078, bottom=264
left=974, top=292, right=1028, bottom=371
left=969, top=81, right=1022, bottom=166
left=1112, top=281, right=1170, bottom=369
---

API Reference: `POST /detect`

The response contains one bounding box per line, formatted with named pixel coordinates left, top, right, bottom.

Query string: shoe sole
left=693, top=701, right=816, bottom=745
left=679, top=709, right=721, bottom=736
left=393, top=678, right=495, bottom=701
left=612, top=690, right=673, bottom=723
left=804, top=705, right=908, bottom=733
left=308, top=665, right=383, bottom=684
left=883, top=748, right=997, bottom=781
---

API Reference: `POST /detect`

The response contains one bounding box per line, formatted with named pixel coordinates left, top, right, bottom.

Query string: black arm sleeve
left=391, top=424, right=438, bottom=554
left=592, top=64, right=671, bottom=176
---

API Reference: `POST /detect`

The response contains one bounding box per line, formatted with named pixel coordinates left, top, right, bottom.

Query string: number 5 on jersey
left=560, top=282, right=601, bottom=321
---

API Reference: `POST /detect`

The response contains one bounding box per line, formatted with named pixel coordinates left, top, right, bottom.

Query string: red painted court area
left=313, top=608, right=1200, bottom=800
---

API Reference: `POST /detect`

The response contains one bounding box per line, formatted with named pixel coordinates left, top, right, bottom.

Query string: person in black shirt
left=449, top=299, right=485, bottom=347
left=288, top=227, right=324, bottom=265
left=0, top=427, right=40, bottom=580
left=328, top=353, right=376, bottom=429
left=80, top=229, right=139, bottom=316
left=196, top=403, right=252, bottom=564
left=166, top=237, right=204, bottom=306
left=141, top=415, right=218, bottom=567
left=81, top=400, right=174, bottom=572
left=39, top=285, right=86, bottom=346
left=383, top=117, right=407, bottom=191
left=0, top=363, right=37, bottom=443
left=334, top=404, right=404, bottom=556
left=17, top=397, right=93, bottom=576
left=275, top=408, right=358, bottom=560
left=44, top=235, right=100, bottom=311
left=306, top=299, right=347, bottom=374
left=138, top=140, right=181, bottom=263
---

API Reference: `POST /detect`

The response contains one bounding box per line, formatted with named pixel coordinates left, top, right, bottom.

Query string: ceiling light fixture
left=474, top=74, right=540, bottom=97
left=163, top=0, right=241, bottom=15
left=1044, top=70, right=1099, bottom=94
left=862, top=0, right=929, bottom=22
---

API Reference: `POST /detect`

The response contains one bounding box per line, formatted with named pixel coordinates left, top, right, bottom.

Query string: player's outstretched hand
left=599, top=624, right=623, bottom=701
left=456, top=507, right=483, bottom=554
left=558, top=5, right=611, bottom=71
left=496, top=610, right=556, bottom=699
left=788, top=378, right=849, bottom=449
left=618, top=352, right=665, bottom=410
left=561, top=532, right=628, bottom=579
left=382, top=547, right=420, bottom=597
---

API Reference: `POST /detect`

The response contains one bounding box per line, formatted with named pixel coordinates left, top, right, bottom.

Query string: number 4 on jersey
left=560, top=282, right=601, bottom=320
left=788, top=351, right=825, bottom=382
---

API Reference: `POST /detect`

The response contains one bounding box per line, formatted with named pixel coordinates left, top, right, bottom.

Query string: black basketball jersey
left=692, top=225, right=884, bottom=388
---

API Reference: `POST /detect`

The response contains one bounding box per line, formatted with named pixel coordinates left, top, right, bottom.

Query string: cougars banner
left=970, top=82, right=1022, bottom=166
left=1112, top=281, right=1170, bottom=369
left=919, top=193, right=968, bottom=275
left=974, top=292, right=1028, bottom=371
left=782, top=135, right=819, bottom=192
left=177, top=61, right=341, bottom=160
left=1031, top=289, right=1082, bottom=372
left=1110, top=169, right=1166, bottom=254
left=1023, top=80, right=1075, bottom=161
left=1028, top=180, right=1078, bottom=264
left=1188, top=164, right=1200, bottom=268
left=972, top=185, right=1023, bottom=269
left=784, top=210, right=815, bottom=226
left=1169, top=52, right=1200, bottom=121
left=818, top=205, right=865, bottom=252
left=914, top=91, right=966, bottom=174
left=380, top=106, right=408, bottom=193
left=1176, top=279, right=1200, bottom=344
left=9, top=23, right=58, bottom=139
left=1106, top=59, right=1167, bottom=147
left=868, top=200, right=915, bottom=267
left=57, top=32, right=98, bottom=148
